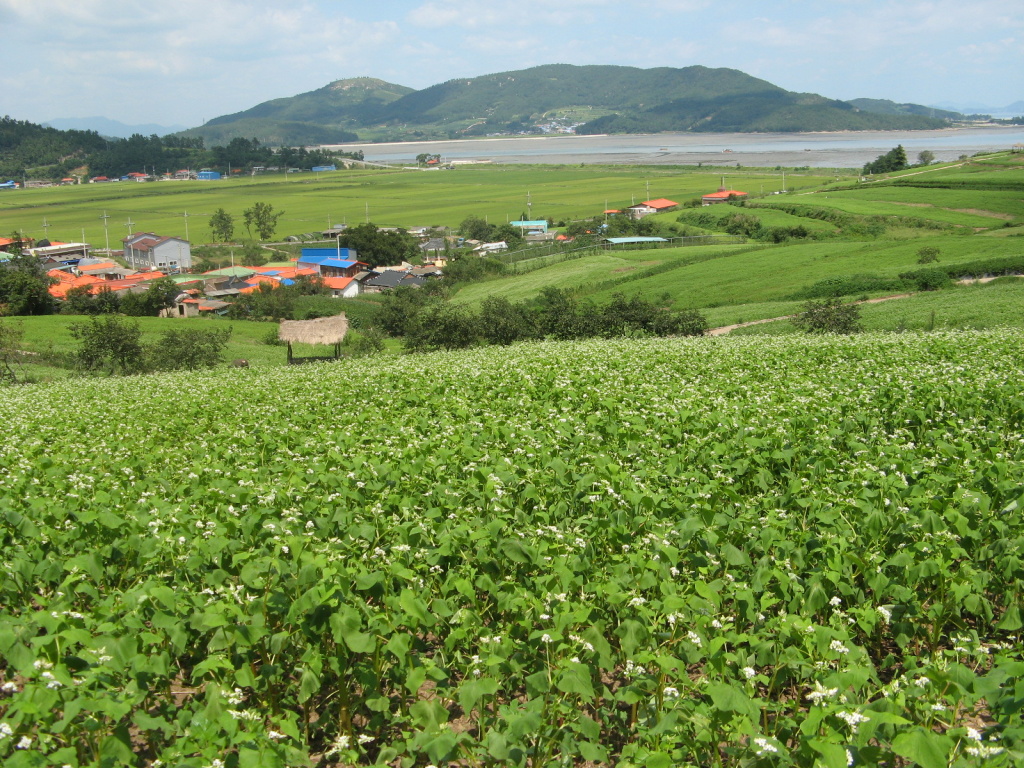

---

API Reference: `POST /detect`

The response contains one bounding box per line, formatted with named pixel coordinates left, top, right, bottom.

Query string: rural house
left=297, top=248, right=367, bottom=278
left=626, top=199, right=678, bottom=219
left=702, top=186, right=749, bottom=205
left=123, top=233, right=192, bottom=271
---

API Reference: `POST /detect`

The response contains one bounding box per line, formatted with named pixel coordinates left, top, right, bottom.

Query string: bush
left=916, top=246, right=941, bottom=264
left=342, top=328, right=386, bottom=357
left=792, top=299, right=863, bottom=334
left=909, top=268, right=951, bottom=291
left=146, top=327, right=232, bottom=371
left=791, top=274, right=909, bottom=300
left=70, top=316, right=146, bottom=375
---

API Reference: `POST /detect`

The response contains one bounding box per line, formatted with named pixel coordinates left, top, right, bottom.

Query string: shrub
left=910, top=268, right=951, bottom=291
left=917, top=246, right=941, bottom=264
left=146, top=327, right=232, bottom=371
left=791, top=298, right=862, bottom=334
left=70, top=316, right=146, bottom=375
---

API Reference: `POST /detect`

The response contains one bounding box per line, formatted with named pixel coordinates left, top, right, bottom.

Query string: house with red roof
left=626, top=198, right=678, bottom=219
left=323, top=276, right=360, bottom=298
left=702, top=186, right=749, bottom=205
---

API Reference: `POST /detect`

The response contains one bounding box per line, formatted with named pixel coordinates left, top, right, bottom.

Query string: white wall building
left=122, top=233, right=191, bottom=271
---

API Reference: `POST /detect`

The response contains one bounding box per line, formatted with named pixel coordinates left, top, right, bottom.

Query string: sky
left=2, top=0, right=1022, bottom=129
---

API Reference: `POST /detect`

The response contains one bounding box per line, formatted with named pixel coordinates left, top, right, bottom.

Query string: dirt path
left=708, top=293, right=915, bottom=336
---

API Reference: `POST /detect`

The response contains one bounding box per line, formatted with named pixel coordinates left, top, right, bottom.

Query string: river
left=329, top=126, right=1024, bottom=169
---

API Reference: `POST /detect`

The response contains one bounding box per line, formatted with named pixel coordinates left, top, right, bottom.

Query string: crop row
left=1, top=332, right=1023, bottom=767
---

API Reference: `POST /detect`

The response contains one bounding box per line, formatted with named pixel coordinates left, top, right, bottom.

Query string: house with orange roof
left=626, top=198, right=678, bottom=219
left=323, top=276, right=360, bottom=298
left=702, top=186, right=749, bottom=205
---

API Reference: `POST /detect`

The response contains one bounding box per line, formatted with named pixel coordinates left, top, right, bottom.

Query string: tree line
left=0, top=116, right=362, bottom=180
left=375, top=285, right=708, bottom=352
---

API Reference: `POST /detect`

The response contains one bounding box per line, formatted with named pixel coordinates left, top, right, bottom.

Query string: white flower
left=806, top=681, right=839, bottom=705
left=686, top=630, right=702, bottom=648
left=830, top=640, right=850, bottom=654
left=357, top=734, right=374, bottom=745
left=829, top=596, right=842, bottom=607
left=662, top=686, right=680, bottom=698
left=1, top=682, right=17, bottom=693
left=966, top=727, right=982, bottom=741
left=753, top=737, right=778, bottom=755
left=741, top=666, right=756, bottom=680
left=847, top=748, right=854, bottom=766
left=540, top=633, right=553, bottom=644
left=325, top=733, right=351, bottom=757
left=267, top=730, right=287, bottom=740
left=876, top=605, right=892, bottom=623
left=836, top=710, right=869, bottom=734
left=0, top=722, right=13, bottom=739
left=629, top=596, right=647, bottom=607
left=16, top=735, right=32, bottom=749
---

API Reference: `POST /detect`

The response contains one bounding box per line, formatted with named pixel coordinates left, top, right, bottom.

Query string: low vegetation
left=1, top=333, right=1023, bottom=766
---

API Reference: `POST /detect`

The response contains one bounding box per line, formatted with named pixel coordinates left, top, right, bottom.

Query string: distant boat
left=722, top=149, right=733, bottom=153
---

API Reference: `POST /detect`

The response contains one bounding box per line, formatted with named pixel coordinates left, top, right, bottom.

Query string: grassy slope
left=731, top=279, right=1024, bottom=336
left=8, top=316, right=282, bottom=382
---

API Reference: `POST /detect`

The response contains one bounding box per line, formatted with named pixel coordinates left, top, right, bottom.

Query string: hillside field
left=2, top=333, right=1024, bottom=767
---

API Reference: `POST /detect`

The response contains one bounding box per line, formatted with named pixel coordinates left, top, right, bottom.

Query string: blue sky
left=1, top=0, right=1021, bottom=127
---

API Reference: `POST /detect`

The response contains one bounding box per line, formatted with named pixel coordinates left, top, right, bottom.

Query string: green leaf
left=892, top=728, right=953, bottom=768
left=997, top=603, right=1022, bottom=631
left=399, top=589, right=433, bottom=626
left=459, top=676, right=499, bottom=713
left=556, top=665, right=595, bottom=699
left=707, top=682, right=755, bottom=716
left=298, top=666, right=320, bottom=703
left=809, top=738, right=849, bottom=768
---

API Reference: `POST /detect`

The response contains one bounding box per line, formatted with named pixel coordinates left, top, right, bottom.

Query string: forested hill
left=0, top=116, right=108, bottom=180
left=0, top=117, right=345, bottom=181
left=179, top=64, right=954, bottom=145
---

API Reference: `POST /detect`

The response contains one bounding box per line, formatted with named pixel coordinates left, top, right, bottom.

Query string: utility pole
left=527, top=190, right=532, bottom=220
left=182, top=211, right=190, bottom=242
left=645, top=179, right=650, bottom=199
left=100, top=211, right=111, bottom=254
left=42, top=218, right=50, bottom=239
left=365, top=202, right=369, bottom=223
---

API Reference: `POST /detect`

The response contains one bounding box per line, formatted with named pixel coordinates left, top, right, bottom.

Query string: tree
left=242, top=202, right=284, bottom=241
left=917, top=150, right=935, bottom=166
left=459, top=215, right=494, bottom=241
left=792, top=298, right=862, bottom=334
left=70, top=315, right=146, bottom=375
left=209, top=208, right=235, bottom=242
left=863, top=145, right=908, bottom=175
left=146, top=327, right=232, bottom=371
left=0, top=249, right=55, bottom=316
left=335, top=223, right=420, bottom=267
left=916, top=246, right=940, bottom=264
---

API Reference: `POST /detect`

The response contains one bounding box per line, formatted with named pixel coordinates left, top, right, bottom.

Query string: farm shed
left=278, top=314, right=349, bottom=364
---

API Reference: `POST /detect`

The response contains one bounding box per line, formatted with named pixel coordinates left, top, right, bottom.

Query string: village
left=1, top=183, right=750, bottom=320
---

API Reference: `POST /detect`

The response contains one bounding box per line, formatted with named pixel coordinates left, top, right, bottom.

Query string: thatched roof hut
left=278, top=314, right=348, bottom=364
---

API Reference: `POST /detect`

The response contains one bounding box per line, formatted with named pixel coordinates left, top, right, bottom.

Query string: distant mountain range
left=43, top=117, right=188, bottom=138
left=175, top=64, right=966, bottom=147
left=927, top=100, right=1024, bottom=118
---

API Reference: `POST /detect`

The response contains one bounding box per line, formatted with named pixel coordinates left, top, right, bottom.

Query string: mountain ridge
left=175, top=64, right=960, bottom=146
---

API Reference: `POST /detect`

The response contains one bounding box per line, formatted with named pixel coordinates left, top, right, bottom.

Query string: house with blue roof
left=297, top=248, right=366, bottom=278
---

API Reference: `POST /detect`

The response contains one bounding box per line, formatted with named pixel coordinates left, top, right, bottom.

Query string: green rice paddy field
left=0, top=165, right=837, bottom=245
